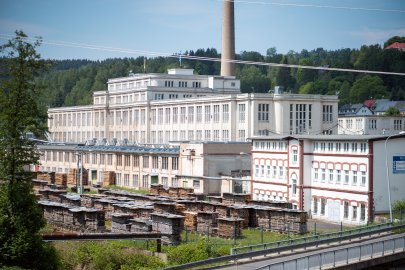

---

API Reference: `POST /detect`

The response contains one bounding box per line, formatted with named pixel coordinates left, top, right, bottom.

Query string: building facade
left=250, top=134, right=405, bottom=225
left=47, top=69, right=339, bottom=144
left=338, top=115, right=405, bottom=135
left=35, top=141, right=250, bottom=195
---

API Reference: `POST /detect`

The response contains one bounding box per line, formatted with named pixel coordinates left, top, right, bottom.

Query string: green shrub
left=393, top=199, right=405, bottom=212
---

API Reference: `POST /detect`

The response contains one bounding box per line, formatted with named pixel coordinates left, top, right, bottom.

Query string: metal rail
left=231, top=222, right=393, bottom=255
left=42, top=232, right=162, bottom=252
left=256, top=233, right=405, bottom=270
left=164, top=223, right=405, bottom=270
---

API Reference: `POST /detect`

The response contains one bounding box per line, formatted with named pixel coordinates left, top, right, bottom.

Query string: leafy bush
left=393, top=199, right=405, bottom=212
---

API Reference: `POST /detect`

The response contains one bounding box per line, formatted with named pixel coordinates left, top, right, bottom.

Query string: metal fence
left=231, top=222, right=393, bottom=255
left=256, top=233, right=405, bottom=270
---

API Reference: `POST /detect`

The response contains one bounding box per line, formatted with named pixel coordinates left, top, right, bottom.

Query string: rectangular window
left=162, top=157, right=168, bottom=170
left=116, top=155, right=122, bottom=166
left=344, top=201, right=349, bottom=219
left=116, top=173, right=122, bottom=185
left=132, top=174, right=139, bottom=187
left=314, top=168, right=318, bottom=181
left=124, top=155, right=130, bottom=167
left=344, top=170, right=349, bottom=184
left=352, top=143, right=357, bottom=152
left=193, top=180, right=200, bottom=188
left=143, top=156, right=149, bottom=168
left=360, top=143, right=367, bottom=153
left=352, top=171, right=357, bottom=185
left=292, top=149, right=298, bottom=164
left=336, top=170, right=341, bottom=184
left=152, top=156, right=159, bottom=169
left=360, top=204, right=366, bottom=221
left=196, top=106, right=202, bottom=123
left=142, top=175, right=148, bottom=188
left=124, top=174, right=130, bottom=186
left=180, top=107, right=186, bottom=123
left=321, top=198, right=326, bottom=215
left=336, top=143, right=341, bottom=152
left=172, top=157, right=179, bottom=170
left=321, top=169, right=326, bottom=182
left=165, top=108, right=171, bottom=124
left=329, top=169, right=334, bottom=183
left=188, top=107, right=194, bottom=123
left=238, top=104, right=246, bottom=123
left=361, top=171, right=366, bottom=186
left=322, top=105, right=333, bottom=122
left=313, top=198, right=318, bottom=214
left=258, top=104, right=269, bottom=121
left=133, top=155, right=139, bottom=167
left=171, top=177, right=178, bottom=187
left=222, top=104, right=229, bottom=122
left=172, top=107, right=178, bottom=124
left=107, top=154, right=113, bottom=165
left=213, top=105, right=220, bottom=122
left=279, top=166, right=284, bottom=177
left=204, top=105, right=211, bottom=123
left=352, top=206, right=357, bottom=220
left=162, top=177, right=168, bottom=189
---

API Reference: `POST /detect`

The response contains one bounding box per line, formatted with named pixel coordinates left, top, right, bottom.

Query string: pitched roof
left=385, top=42, right=405, bottom=50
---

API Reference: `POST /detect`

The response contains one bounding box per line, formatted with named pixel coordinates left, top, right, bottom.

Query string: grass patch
left=106, top=185, right=150, bottom=194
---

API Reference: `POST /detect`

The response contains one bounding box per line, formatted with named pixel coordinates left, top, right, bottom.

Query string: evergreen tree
left=0, top=31, right=58, bottom=269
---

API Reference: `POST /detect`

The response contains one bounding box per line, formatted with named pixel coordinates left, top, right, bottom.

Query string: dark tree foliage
left=0, top=31, right=59, bottom=269
left=32, top=36, right=405, bottom=108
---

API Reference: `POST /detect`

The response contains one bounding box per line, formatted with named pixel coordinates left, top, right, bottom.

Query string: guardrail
left=164, top=223, right=405, bottom=270
left=231, top=222, right=393, bottom=255
left=256, top=233, right=405, bottom=270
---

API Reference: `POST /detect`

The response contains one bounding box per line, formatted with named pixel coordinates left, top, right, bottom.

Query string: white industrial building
left=47, top=68, right=339, bottom=145
left=338, top=115, right=405, bottom=135
left=35, top=141, right=251, bottom=195
left=250, top=133, right=405, bottom=225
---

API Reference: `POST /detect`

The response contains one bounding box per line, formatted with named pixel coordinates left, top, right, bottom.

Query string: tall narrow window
left=321, top=198, right=326, bottom=215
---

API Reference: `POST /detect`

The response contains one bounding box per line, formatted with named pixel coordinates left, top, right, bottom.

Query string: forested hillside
left=33, top=36, right=405, bottom=108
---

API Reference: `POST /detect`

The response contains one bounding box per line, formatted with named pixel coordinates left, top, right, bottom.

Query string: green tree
left=0, top=31, right=59, bottom=269
left=385, top=106, right=401, bottom=116
left=349, top=75, right=389, bottom=104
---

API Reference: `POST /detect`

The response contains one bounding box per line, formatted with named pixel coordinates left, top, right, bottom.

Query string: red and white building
left=251, top=134, right=405, bottom=225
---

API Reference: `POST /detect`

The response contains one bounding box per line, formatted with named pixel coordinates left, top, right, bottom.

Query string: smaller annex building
left=34, top=141, right=251, bottom=195
left=250, top=133, right=405, bottom=225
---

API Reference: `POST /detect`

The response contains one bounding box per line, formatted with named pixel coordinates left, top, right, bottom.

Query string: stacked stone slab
left=130, top=218, right=152, bottom=233
left=151, top=213, right=184, bottom=244
left=183, top=211, right=198, bottom=231
left=55, top=173, right=67, bottom=186
left=32, top=179, right=49, bottom=192
left=217, top=218, right=243, bottom=239
left=102, top=171, right=116, bottom=186
left=38, top=201, right=105, bottom=232
left=111, top=213, right=134, bottom=232
left=284, top=209, right=308, bottom=234
left=36, top=172, right=55, bottom=184
left=38, top=189, right=67, bottom=202
left=228, top=205, right=250, bottom=228
left=197, top=212, right=218, bottom=235
left=60, top=193, right=81, bottom=206
left=67, top=168, right=89, bottom=186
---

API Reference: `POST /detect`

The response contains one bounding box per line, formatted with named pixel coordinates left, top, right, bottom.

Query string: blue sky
left=1, top=0, right=404, bottom=60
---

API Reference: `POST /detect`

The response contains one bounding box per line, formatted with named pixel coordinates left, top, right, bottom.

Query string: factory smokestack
left=220, top=0, right=235, bottom=77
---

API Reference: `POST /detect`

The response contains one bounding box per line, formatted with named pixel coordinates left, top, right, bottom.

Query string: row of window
left=50, top=128, right=248, bottom=144
left=313, top=168, right=367, bottom=186
left=254, top=164, right=286, bottom=179
left=254, top=193, right=286, bottom=202
left=314, top=142, right=368, bottom=153
left=290, top=104, right=313, bottom=134
left=115, top=173, right=179, bottom=189
left=41, top=151, right=179, bottom=170
left=253, top=141, right=288, bottom=151
left=340, top=118, right=403, bottom=131
left=108, top=80, right=150, bottom=91
left=313, top=198, right=366, bottom=221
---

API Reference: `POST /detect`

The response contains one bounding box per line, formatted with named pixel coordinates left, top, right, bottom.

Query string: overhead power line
left=221, top=0, right=405, bottom=13
left=1, top=34, right=405, bottom=76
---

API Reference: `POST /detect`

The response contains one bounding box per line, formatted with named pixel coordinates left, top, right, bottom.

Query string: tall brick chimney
left=220, top=0, right=235, bottom=77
